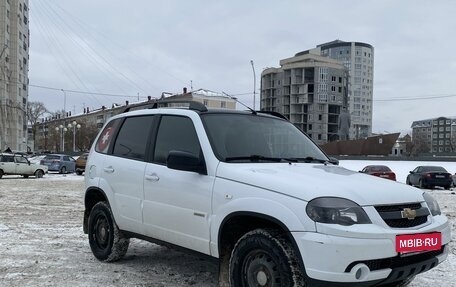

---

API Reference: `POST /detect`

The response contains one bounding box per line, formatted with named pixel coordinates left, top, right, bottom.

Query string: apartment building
left=0, top=0, right=29, bottom=151
left=411, top=117, right=456, bottom=153
left=261, top=40, right=374, bottom=143
left=261, top=51, right=347, bottom=145
left=312, top=40, right=374, bottom=139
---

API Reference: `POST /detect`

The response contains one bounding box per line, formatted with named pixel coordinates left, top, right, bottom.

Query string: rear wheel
left=76, top=170, right=83, bottom=175
left=419, top=179, right=426, bottom=189
left=88, top=201, right=130, bottom=262
left=35, top=169, right=44, bottom=178
left=229, top=229, right=306, bottom=287
left=0, top=170, right=3, bottom=179
left=23, top=175, right=29, bottom=178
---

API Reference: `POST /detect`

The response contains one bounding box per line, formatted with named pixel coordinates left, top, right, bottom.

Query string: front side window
left=15, top=156, right=28, bottom=164
left=153, top=116, right=201, bottom=165
left=201, top=113, right=328, bottom=163
left=112, top=116, right=155, bottom=161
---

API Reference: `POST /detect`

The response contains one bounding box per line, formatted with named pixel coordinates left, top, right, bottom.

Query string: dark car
left=40, top=154, right=76, bottom=174
left=75, top=153, right=88, bottom=175
left=406, top=165, right=452, bottom=189
left=360, top=165, right=396, bottom=181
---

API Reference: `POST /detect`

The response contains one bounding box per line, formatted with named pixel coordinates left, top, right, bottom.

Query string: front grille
left=345, top=245, right=445, bottom=272
left=375, top=203, right=429, bottom=228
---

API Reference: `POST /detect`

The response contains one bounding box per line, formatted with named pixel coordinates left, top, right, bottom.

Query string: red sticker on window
left=97, top=127, right=113, bottom=152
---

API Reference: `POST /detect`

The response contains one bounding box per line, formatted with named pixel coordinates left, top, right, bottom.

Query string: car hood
left=216, top=162, right=424, bottom=206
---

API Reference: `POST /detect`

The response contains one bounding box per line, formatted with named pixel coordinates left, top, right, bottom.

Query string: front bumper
left=292, top=216, right=451, bottom=285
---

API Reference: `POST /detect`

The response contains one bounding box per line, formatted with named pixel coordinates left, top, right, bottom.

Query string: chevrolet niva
left=83, top=101, right=450, bottom=287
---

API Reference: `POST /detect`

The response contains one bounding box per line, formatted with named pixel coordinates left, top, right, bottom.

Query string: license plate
left=435, top=175, right=444, bottom=178
left=396, top=233, right=441, bottom=253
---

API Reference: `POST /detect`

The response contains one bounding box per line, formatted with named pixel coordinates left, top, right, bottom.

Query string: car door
left=143, top=115, right=213, bottom=255
left=0, top=155, right=16, bottom=175
left=410, top=166, right=422, bottom=185
left=100, top=115, right=156, bottom=234
left=14, top=156, right=32, bottom=175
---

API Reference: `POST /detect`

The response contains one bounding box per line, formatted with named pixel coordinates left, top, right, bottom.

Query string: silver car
left=40, top=154, right=76, bottom=174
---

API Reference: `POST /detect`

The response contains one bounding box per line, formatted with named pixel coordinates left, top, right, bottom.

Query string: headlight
left=306, top=197, right=371, bottom=226
left=423, top=192, right=441, bottom=216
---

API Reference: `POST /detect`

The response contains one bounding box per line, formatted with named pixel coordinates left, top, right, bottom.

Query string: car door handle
left=145, top=173, right=160, bottom=182
left=103, top=166, right=115, bottom=173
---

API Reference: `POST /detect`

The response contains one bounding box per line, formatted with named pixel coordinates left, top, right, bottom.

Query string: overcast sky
left=28, top=0, right=456, bottom=135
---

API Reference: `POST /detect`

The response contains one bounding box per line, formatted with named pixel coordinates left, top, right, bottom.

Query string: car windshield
left=44, top=155, right=60, bottom=160
left=369, top=166, right=391, bottom=172
left=421, top=166, right=447, bottom=172
left=201, top=113, right=328, bottom=163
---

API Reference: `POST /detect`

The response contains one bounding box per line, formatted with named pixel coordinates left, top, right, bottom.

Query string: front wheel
left=60, top=166, right=67, bottom=174
left=229, top=229, right=306, bottom=287
left=88, top=201, right=130, bottom=262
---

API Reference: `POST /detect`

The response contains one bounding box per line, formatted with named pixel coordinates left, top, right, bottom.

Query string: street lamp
left=250, top=60, right=256, bottom=110
left=55, top=125, right=68, bottom=152
left=68, top=121, right=81, bottom=152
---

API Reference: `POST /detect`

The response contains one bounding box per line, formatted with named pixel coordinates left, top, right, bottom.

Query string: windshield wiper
left=225, top=155, right=283, bottom=162
left=286, top=157, right=329, bottom=164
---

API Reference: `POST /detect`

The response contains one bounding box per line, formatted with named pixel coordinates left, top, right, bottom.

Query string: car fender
left=210, top=179, right=313, bottom=257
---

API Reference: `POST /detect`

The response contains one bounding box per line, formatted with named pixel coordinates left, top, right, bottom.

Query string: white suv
left=83, top=101, right=451, bottom=287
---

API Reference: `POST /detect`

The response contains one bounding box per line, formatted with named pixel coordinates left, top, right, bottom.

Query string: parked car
left=40, top=154, right=76, bottom=174
left=75, top=153, right=88, bottom=175
left=0, top=153, right=48, bottom=178
left=360, top=165, right=396, bottom=181
left=406, top=166, right=453, bottom=189
left=83, top=102, right=450, bottom=286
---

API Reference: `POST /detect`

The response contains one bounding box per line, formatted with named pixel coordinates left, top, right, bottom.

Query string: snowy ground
left=0, top=160, right=454, bottom=287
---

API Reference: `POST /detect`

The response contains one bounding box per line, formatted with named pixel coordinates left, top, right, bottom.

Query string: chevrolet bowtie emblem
left=401, top=208, right=417, bottom=220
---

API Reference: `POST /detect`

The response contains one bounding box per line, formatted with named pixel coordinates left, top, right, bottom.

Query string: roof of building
left=320, top=133, right=400, bottom=156
left=411, top=116, right=456, bottom=128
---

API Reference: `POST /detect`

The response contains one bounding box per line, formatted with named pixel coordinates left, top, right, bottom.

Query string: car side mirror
left=328, top=157, right=339, bottom=165
left=409, top=171, right=413, bottom=174
left=167, top=150, right=207, bottom=174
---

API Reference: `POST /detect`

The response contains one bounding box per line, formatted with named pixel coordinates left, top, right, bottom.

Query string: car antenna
left=222, top=92, right=256, bottom=115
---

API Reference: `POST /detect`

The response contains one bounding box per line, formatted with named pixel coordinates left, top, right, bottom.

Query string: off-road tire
left=229, top=228, right=306, bottom=287
left=88, top=201, right=130, bottom=262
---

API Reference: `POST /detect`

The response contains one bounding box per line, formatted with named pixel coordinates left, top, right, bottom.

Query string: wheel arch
left=216, top=211, right=306, bottom=285
left=83, top=187, right=109, bottom=234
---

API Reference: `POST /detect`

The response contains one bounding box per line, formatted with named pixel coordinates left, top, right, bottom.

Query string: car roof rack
left=123, top=100, right=208, bottom=113
left=150, top=100, right=208, bottom=112
left=256, top=111, right=288, bottom=120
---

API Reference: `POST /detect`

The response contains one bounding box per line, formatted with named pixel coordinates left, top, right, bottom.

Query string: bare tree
left=27, top=102, right=49, bottom=145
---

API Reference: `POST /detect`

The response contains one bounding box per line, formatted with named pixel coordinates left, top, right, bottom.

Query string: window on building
left=318, top=134, right=322, bottom=140
left=221, top=101, right=226, bottom=108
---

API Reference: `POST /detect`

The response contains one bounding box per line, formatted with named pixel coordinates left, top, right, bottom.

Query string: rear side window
left=153, top=116, right=201, bottom=164
left=1, top=155, right=14, bottom=162
left=112, top=116, right=155, bottom=161
left=95, top=119, right=122, bottom=154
